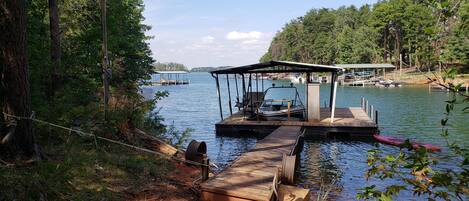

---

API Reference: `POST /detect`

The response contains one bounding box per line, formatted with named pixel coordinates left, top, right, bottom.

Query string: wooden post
left=375, top=110, right=379, bottom=125
left=215, top=74, right=223, bottom=120
left=361, top=97, right=365, bottom=109
left=287, top=101, right=291, bottom=121
left=370, top=105, right=374, bottom=120
left=100, top=0, right=110, bottom=120
left=202, top=154, right=209, bottom=181
left=226, top=74, right=233, bottom=116
left=330, top=80, right=338, bottom=123
left=365, top=100, right=369, bottom=115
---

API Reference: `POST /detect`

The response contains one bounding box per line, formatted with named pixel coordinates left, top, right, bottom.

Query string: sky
left=143, top=0, right=377, bottom=69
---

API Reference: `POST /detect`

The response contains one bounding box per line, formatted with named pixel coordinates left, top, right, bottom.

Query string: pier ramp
left=200, top=126, right=307, bottom=201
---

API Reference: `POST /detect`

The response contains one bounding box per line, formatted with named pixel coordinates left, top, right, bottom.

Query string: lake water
left=142, top=72, right=468, bottom=200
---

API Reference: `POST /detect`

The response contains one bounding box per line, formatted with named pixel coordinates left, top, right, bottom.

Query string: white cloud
left=242, top=39, right=259, bottom=44
left=202, top=35, right=215, bottom=43
left=226, top=31, right=263, bottom=40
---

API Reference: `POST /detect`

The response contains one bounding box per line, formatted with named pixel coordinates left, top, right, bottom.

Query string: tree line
left=261, top=0, right=469, bottom=71
left=154, top=62, right=188, bottom=71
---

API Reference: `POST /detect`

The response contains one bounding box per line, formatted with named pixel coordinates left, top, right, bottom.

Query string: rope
left=2, top=112, right=209, bottom=167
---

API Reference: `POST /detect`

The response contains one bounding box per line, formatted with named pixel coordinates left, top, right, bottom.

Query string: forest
left=0, top=0, right=190, bottom=200
left=261, top=0, right=469, bottom=72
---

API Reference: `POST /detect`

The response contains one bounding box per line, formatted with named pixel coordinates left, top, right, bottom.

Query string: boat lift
left=210, top=60, right=344, bottom=123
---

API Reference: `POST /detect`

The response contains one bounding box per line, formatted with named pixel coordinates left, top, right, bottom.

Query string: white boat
left=288, top=74, right=304, bottom=84
left=256, top=85, right=305, bottom=120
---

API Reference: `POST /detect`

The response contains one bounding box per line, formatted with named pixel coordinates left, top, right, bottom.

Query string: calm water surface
left=142, top=72, right=468, bottom=200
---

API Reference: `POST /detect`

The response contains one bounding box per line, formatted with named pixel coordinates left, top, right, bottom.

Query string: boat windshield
left=262, top=87, right=303, bottom=107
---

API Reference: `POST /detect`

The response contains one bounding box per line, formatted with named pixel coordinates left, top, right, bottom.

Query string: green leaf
left=440, top=118, right=448, bottom=126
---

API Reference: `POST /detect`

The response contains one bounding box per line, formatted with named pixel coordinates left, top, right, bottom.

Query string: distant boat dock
left=335, top=63, right=399, bottom=87
left=152, top=71, right=190, bottom=85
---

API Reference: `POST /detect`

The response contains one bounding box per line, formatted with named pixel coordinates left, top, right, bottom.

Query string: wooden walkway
left=200, top=126, right=304, bottom=201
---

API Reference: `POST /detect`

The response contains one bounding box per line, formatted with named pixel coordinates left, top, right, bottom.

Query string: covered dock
left=335, top=63, right=395, bottom=86
left=209, top=60, right=379, bottom=139
left=201, top=61, right=380, bottom=201
left=153, top=71, right=190, bottom=85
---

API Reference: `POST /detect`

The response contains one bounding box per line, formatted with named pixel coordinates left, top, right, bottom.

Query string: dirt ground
left=130, top=162, right=201, bottom=201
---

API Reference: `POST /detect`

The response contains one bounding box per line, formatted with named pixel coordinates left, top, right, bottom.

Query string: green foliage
left=0, top=131, right=173, bottom=201
left=357, top=68, right=469, bottom=200
left=262, top=0, right=468, bottom=68
left=154, top=62, right=188, bottom=71
left=22, top=0, right=165, bottom=137
left=441, top=1, right=469, bottom=68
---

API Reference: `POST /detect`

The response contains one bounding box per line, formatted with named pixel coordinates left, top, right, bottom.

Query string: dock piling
left=365, top=100, right=369, bottom=114
left=370, top=105, right=374, bottom=120
left=375, top=110, right=379, bottom=125
left=202, top=154, right=209, bottom=181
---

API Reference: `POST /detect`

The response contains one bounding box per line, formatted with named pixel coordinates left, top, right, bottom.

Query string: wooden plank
left=218, top=107, right=376, bottom=128
left=201, top=191, right=253, bottom=201
left=277, top=184, right=311, bottom=201
left=201, top=126, right=303, bottom=201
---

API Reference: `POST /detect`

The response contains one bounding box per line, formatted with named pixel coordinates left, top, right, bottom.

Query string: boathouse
left=154, top=71, right=189, bottom=85
left=210, top=60, right=379, bottom=139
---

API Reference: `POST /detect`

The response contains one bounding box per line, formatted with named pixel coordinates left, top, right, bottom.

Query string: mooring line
left=2, top=112, right=210, bottom=167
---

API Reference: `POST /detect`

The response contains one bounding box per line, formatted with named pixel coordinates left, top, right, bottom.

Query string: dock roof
left=334, top=63, right=395, bottom=69
left=155, top=71, right=188, bottom=74
left=210, top=60, right=343, bottom=74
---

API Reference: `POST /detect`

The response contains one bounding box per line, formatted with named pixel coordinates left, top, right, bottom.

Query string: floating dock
left=216, top=107, right=378, bottom=140
left=153, top=71, right=190, bottom=85
left=201, top=126, right=309, bottom=201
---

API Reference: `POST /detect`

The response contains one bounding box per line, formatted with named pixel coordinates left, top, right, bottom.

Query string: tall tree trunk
left=383, top=29, right=388, bottom=62
left=0, top=0, right=37, bottom=158
left=48, top=0, right=61, bottom=97
left=100, top=0, right=110, bottom=120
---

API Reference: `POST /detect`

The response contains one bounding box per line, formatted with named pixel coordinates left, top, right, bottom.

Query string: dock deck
left=216, top=107, right=378, bottom=139
left=201, top=126, right=305, bottom=201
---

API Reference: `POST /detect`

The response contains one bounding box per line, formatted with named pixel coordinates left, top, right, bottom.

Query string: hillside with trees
left=154, top=62, right=188, bottom=71
left=261, top=0, right=469, bottom=71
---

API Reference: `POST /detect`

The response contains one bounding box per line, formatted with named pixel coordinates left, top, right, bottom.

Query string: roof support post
left=215, top=74, right=223, bottom=120
left=329, top=72, right=337, bottom=109
left=234, top=74, right=240, bottom=111
left=249, top=73, right=254, bottom=117
left=330, top=76, right=338, bottom=123
left=256, top=73, right=259, bottom=93
left=242, top=74, right=246, bottom=118
left=226, top=74, right=233, bottom=116
left=261, top=73, right=264, bottom=92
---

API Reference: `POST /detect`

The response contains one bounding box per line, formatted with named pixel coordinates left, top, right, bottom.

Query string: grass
left=0, top=127, right=174, bottom=201
left=384, top=68, right=469, bottom=84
